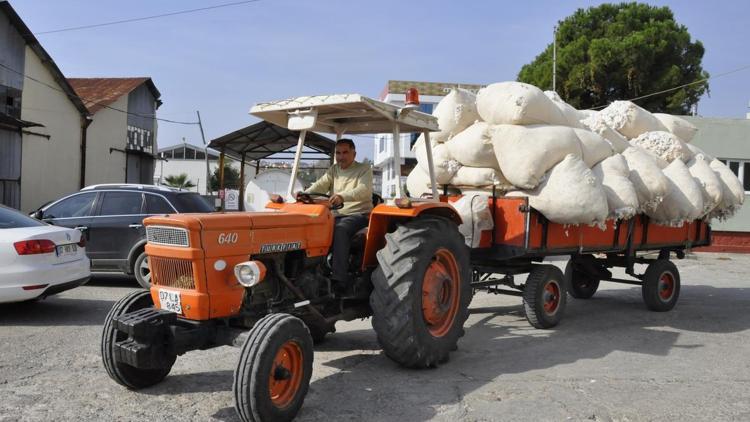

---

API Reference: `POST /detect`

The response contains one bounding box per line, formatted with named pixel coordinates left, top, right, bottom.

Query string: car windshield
left=172, top=193, right=214, bottom=213
left=0, top=205, right=46, bottom=228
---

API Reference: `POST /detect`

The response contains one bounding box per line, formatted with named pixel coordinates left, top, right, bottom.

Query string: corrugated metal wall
left=0, top=9, right=26, bottom=208
left=125, top=84, right=157, bottom=183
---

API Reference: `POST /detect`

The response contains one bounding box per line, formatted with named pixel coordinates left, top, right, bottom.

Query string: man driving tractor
left=301, top=138, right=373, bottom=286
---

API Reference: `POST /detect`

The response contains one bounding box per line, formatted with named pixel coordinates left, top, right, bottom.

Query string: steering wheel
left=296, top=192, right=344, bottom=210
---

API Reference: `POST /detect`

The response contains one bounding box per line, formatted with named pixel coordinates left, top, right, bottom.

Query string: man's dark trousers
left=331, top=213, right=369, bottom=282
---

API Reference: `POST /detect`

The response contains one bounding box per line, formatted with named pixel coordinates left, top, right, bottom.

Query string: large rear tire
left=233, top=313, right=313, bottom=422
left=642, top=259, right=680, bottom=312
left=523, top=265, right=567, bottom=329
left=370, top=216, right=471, bottom=368
left=101, top=290, right=175, bottom=389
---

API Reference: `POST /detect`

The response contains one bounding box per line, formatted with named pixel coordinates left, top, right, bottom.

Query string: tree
left=163, top=173, right=195, bottom=190
left=517, top=3, right=709, bottom=114
left=210, top=164, right=241, bottom=191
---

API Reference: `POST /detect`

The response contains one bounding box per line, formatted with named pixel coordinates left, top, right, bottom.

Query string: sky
left=10, top=0, right=750, bottom=161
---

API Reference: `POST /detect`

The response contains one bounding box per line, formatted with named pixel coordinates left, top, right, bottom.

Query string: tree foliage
left=163, top=173, right=195, bottom=190
left=517, top=2, right=709, bottom=114
left=210, top=164, right=241, bottom=191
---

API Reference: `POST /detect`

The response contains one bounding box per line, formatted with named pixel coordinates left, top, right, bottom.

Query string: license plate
left=56, top=244, right=77, bottom=257
left=159, top=289, right=182, bottom=314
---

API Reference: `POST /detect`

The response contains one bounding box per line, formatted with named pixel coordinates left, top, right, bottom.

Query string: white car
left=0, top=205, right=91, bottom=303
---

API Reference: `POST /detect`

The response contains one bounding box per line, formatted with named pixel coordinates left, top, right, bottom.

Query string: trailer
left=460, top=193, right=710, bottom=328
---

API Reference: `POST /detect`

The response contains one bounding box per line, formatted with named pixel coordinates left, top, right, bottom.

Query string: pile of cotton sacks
left=406, top=81, right=744, bottom=228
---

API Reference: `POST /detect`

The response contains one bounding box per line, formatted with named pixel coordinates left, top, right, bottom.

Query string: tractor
left=101, top=90, right=472, bottom=421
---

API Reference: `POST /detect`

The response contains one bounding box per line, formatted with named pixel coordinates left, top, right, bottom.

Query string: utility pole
left=196, top=111, right=211, bottom=195
left=552, top=24, right=558, bottom=92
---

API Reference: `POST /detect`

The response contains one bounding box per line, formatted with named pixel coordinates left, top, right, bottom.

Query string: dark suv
left=32, top=184, right=213, bottom=288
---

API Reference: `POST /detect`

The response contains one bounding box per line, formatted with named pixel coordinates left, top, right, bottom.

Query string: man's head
left=335, top=138, right=356, bottom=169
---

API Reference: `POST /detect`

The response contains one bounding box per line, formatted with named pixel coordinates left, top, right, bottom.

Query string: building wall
left=19, top=46, right=83, bottom=212
left=84, top=95, right=129, bottom=185
left=153, top=158, right=256, bottom=195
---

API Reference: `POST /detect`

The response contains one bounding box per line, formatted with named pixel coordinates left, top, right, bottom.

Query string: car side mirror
left=33, top=210, right=44, bottom=220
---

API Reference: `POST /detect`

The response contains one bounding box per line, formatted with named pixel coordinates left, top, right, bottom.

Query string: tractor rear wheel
left=233, top=313, right=313, bottom=422
left=370, top=216, right=471, bottom=368
left=523, top=265, right=567, bottom=329
left=642, top=259, right=680, bottom=312
left=564, top=257, right=600, bottom=299
left=101, top=290, right=175, bottom=389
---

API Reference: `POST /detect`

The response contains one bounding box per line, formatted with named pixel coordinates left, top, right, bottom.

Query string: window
left=185, top=148, right=196, bottom=160
left=196, top=150, right=205, bottom=160
left=44, top=193, right=97, bottom=219
left=173, top=147, right=184, bottom=159
left=99, top=192, right=143, bottom=216
left=0, top=206, right=45, bottom=228
left=145, top=194, right=175, bottom=214
left=378, top=136, right=385, bottom=153
left=720, top=159, right=750, bottom=193
left=172, top=193, right=214, bottom=213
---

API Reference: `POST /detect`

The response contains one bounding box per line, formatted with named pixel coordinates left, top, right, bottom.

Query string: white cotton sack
left=710, top=159, right=745, bottom=218
left=451, top=166, right=511, bottom=189
left=578, top=109, right=599, bottom=119
left=573, top=128, right=614, bottom=167
left=653, top=113, right=698, bottom=143
left=591, top=154, right=639, bottom=220
left=647, top=160, right=704, bottom=226
left=579, top=114, right=631, bottom=153
left=413, top=135, right=461, bottom=184
left=599, top=100, right=668, bottom=139
left=631, top=131, right=693, bottom=163
left=406, top=166, right=432, bottom=198
left=687, top=155, right=723, bottom=217
left=445, top=122, right=499, bottom=168
left=431, top=88, right=480, bottom=143
left=491, top=124, right=583, bottom=189
left=621, top=146, right=670, bottom=212
left=451, top=194, right=494, bottom=248
left=507, top=154, right=609, bottom=227
left=544, top=90, right=585, bottom=128
left=476, top=82, right=569, bottom=126
left=685, top=143, right=713, bottom=161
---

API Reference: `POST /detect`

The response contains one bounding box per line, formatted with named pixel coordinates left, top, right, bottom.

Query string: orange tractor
left=101, top=90, right=710, bottom=421
left=101, top=91, right=472, bottom=422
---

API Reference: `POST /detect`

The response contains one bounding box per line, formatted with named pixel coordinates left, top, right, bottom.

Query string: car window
left=0, top=205, right=46, bottom=228
left=145, top=194, right=175, bottom=214
left=172, top=193, right=214, bottom=213
left=44, top=193, right=97, bottom=219
left=99, top=192, right=144, bottom=216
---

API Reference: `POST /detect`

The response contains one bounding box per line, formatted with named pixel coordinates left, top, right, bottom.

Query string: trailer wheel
left=642, top=259, right=680, bottom=312
left=233, top=313, right=313, bottom=422
left=101, top=290, right=175, bottom=389
left=564, top=258, right=600, bottom=299
left=523, top=265, right=567, bottom=329
left=370, top=216, right=471, bottom=368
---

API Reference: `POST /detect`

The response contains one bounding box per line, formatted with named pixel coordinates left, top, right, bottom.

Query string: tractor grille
left=150, top=257, right=195, bottom=289
left=146, top=226, right=189, bottom=247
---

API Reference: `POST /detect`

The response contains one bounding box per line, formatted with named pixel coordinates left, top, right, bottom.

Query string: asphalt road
left=1, top=252, right=749, bottom=421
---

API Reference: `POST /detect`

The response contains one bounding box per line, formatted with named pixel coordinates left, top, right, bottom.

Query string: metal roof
left=250, top=93, right=439, bottom=134
left=67, top=77, right=161, bottom=114
left=208, top=121, right=335, bottom=161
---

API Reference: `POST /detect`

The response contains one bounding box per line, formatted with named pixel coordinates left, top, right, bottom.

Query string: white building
left=373, top=80, right=484, bottom=198
left=154, top=142, right=256, bottom=195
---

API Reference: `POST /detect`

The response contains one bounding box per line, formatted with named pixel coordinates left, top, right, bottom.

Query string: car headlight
left=234, top=261, right=266, bottom=287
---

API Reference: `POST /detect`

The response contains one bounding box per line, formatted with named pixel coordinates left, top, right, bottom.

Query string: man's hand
left=329, top=194, right=344, bottom=207
left=269, top=194, right=284, bottom=204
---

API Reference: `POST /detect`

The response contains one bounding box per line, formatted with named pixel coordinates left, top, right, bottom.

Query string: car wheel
left=134, top=250, right=151, bottom=289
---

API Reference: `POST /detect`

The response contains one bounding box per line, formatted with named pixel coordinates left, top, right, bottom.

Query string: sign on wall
left=225, top=189, right=240, bottom=210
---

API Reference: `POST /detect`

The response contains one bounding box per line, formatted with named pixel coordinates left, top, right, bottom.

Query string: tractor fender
left=362, top=202, right=461, bottom=269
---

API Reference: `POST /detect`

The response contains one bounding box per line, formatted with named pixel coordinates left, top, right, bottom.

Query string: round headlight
left=234, top=261, right=266, bottom=287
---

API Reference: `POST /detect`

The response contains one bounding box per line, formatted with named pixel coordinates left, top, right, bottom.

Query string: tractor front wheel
left=233, top=313, right=313, bottom=422
left=101, top=290, right=175, bottom=389
left=370, top=216, right=471, bottom=368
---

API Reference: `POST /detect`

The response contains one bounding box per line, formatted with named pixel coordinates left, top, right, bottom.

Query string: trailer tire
left=523, top=265, right=567, bottom=329
left=370, top=216, right=471, bottom=368
left=101, top=290, right=175, bottom=389
left=564, top=259, right=600, bottom=299
left=642, top=259, right=680, bottom=312
left=233, top=313, right=313, bottom=422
